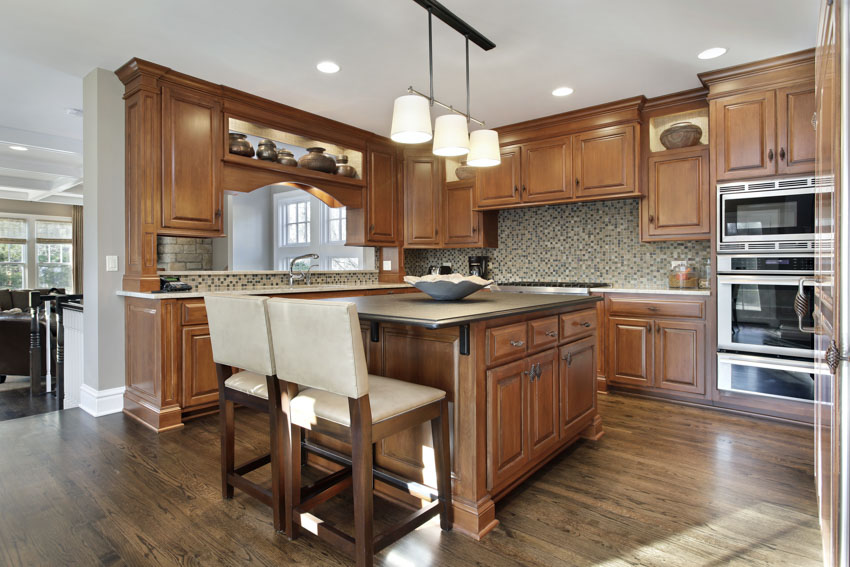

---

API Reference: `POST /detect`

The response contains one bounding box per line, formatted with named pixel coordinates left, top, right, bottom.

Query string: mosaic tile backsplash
left=404, top=199, right=710, bottom=288
left=160, top=270, right=380, bottom=291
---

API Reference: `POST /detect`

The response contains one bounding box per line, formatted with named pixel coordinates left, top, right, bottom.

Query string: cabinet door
left=607, top=317, right=653, bottom=387
left=366, top=142, right=399, bottom=243
left=404, top=153, right=442, bottom=247
left=654, top=320, right=705, bottom=394
left=528, top=349, right=560, bottom=460
left=777, top=82, right=816, bottom=175
left=594, top=296, right=606, bottom=382
left=560, top=336, right=597, bottom=430
left=475, top=146, right=522, bottom=208
left=487, top=359, right=529, bottom=489
left=645, top=148, right=710, bottom=239
left=522, top=137, right=573, bottom=203
left=181, top=325, right=219, bottom=408
left=161, top=84, right=223, bottom=234
left=714, top=90, right=777, bottom=181
left=443, top=181, right=480, bottom=246
left=573, top=125, right=637, bottom=198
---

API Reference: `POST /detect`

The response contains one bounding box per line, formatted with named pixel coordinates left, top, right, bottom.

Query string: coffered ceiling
left=0, top=0, right=819, bottom=202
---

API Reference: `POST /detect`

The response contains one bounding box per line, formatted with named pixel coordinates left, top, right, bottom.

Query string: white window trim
left=0, top=213, right=72, bottom=291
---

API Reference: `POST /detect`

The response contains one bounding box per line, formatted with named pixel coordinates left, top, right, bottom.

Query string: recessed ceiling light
left=316, top=61, right=340, bottom=74
left=8, top=145, right=28, bottom=151
left=698, top=47, right=727, bottom=60
left=65, top=107, right=84, bottom=117
left=552, top=87, right=574, bottom=97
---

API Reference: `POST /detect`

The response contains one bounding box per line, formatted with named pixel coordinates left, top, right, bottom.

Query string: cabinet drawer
left=181, top=301, right=208, bottom=325
left=487, top=322, right=528, bottom=365
left=560, top=309, right=597, bottom=342
left=528, top=317, right=559, bottom=351
left=607, top=297, right=704, bottom=319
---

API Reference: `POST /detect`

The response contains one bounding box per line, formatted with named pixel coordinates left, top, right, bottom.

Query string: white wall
left=81, top=68, right=126, bottom=414
left=230, top=186, right=273, bottom=270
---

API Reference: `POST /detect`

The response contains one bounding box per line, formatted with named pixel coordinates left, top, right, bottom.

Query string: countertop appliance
left=468, top=255, right=490, bottom=279
left=492, top=281, right=611, bottom=295
left=717, top=176, right=818, bottom=254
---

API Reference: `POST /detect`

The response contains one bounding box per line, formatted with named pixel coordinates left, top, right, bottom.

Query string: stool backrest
left=267, top=298, right=368, bottom=399
left=205, top=294, right=275, bottom=376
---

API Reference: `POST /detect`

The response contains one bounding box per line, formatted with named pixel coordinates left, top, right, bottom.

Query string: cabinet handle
left=369, top=224, right=375, bottom=233
left=575, top=178, right=580, bottom=187
left=656, top=325, right=661, bottom=334
left=581, top=321, right=591, bottom=328
left=472, top=226, right=478, bottom=233
left=648, top=214, right=654, bottom=224
left=513, top=185, right=518, bottom=196
left=779, top=147, right=786, bottom=161
left=647, top=306, right=659, bottom=312
left=812, top=111, right=818, bottom=131
left=768, top=149, right=774, bottom=162
left=215, top=208, right=222, bottom=218
left=563, top=352, right=573, bottom=367
left=522, top=185, right=527, bottom=193
left=646, top=323, right=652, bottom=331
left=510, top=340, right=525, bottom=348
left=545, top=330, right=557, bottom=337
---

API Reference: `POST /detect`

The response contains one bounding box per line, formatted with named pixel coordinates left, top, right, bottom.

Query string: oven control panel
left=717, top=255, right=814, bottom=274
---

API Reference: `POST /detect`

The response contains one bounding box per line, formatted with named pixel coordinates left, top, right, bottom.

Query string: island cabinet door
left=181, top=325, right=219, bottom=408
left=654, top=320, right=705, bottom=395
left=607, top=317, right=653, bottom=387
left=527, top=349, right=560, bottom=461
left=559, top=336, right=597, bottom=434
left=487, top=359, right=529, bottom=490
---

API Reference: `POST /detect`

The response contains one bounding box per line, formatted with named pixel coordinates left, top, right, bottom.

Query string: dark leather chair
left=0, top=288, right=63, bottom=385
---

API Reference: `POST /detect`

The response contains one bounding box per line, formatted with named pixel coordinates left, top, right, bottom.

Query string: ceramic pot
left=335, top=155, right=356, bottom=177
left=299, top=147, right=337, bottom=173
left=659, top=122, right=702, bottom=149
left=455, top=160, right=476, bottom=180
left=256, top=138, right=278, bottom=161
left=276, top=148, right=298, bottom=167
left=228, top=133, right=254, bottom=157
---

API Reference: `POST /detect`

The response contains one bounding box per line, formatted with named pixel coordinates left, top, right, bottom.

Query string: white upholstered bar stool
left=266, top=298, right=452, bottom=567
left=205, top=294, right=285, bottom=531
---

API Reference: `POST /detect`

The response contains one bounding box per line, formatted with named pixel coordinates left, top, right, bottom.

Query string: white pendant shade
left=467, top=129, right=501, bottom=167
left=432, top=114, right=470, bottom=156
left=390, top=95, right=432, bottom=144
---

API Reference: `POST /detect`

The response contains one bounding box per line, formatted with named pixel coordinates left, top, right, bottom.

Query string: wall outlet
left=382, top=260, right=393, bottom=271
left=105, top=255, right=119, bottom=272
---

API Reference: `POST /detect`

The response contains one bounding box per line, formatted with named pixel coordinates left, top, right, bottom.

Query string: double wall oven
left=716, top=177, right=818, bottom=404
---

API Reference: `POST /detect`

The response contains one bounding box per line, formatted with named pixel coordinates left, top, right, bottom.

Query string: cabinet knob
left=369, top=224, right=375, bottom=232
left=522, top=185, right=527, bottom=193
left=545, top=330, right=557, bottom=337
left=647, top=306, right=659, bottom=312
left=646, top=323, right=652, bottom=331
left=768, top=149, right=774, bottom=162
left=582, top=322, right=591, bottom=328
left=215, top=208, right=222, bottom=218
left=575, top=178, right=580, bottom=187
left=513, top=185, right=518, bottom=196
left=510, top=340, right=525, bottom=348
left=648, top=214, right=654, bottom=224
left=779, top=147, right=786, bottom=161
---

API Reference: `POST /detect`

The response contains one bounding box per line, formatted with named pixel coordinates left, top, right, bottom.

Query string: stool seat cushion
left=290, top=375, right=445, bottom=427
left=225, top=371, right=268, bottom=399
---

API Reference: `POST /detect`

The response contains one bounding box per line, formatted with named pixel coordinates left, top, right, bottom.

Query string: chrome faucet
left=289, top=253, right=320, bottom=286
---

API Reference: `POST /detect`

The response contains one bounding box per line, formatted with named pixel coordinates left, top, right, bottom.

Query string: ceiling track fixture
left=390, top=0, right=501, bottom=166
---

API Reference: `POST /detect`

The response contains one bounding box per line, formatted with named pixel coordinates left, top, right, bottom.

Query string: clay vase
left=299, top=147, right=337, bottom=173
left=659, top=122, right=702, bottom=149
left=256, top=138, right=278, bottom=161
left=335, top=155, right=357, bottom=177
left=228, top=133, right=254, bottom=157
left=455, top=160, right=476, bottom=180
left=276, top=148, right=298, bottom=167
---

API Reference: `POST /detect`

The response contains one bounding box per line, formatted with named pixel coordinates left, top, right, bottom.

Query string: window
left=0, top=218, right=27, bottom=289
left=284, top=201, right=310, bottom=246
left=325, top=207, right=346, bottom=243
left=0, top=215, right=73, bottom=291
left=330, top=257, right=360, bottom=270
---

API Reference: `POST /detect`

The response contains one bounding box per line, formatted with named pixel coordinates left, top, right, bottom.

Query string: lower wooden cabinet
left=528, top=349, right=559, bottom=460
left=181, top=325, right=219, bottom=409
left=608, top=317, right=653, bottom=387
left=487, top=359, right=529, bottom=489
left=560, top=336, right=597, bottom=429
left=654, top=320, right=705, bottom=394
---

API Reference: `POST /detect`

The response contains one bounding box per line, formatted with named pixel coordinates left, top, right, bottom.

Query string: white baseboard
left=79, top=384, right=125, bottom=417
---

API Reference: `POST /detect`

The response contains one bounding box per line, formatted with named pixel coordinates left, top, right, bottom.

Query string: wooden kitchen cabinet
left=608, top=317, right=653, bottom=387
left=713, top=81, right=815, bottom=180
left=560, top=336, right=597, bottom=428
left=642, top=146, right=710, bottom=240
left=522, top=137, right=572, bottom=202
left=181, top=325, right=219, bottom=409
left=487, top=359, right=529, bottom=489
left=573, top=124, right=638, bottom=198
left=654, top=320, right=705, bottom=395
left=404, top=152, right=442, bottom=247
left=160, top=84, right=223, bottom=235
left=527, top=349, right=560, bottom=460
left=347, top=140, right=400, bottom=245
left=475, top=146, right=522, bottom=208
left=442, top=180, right=498, bottom=247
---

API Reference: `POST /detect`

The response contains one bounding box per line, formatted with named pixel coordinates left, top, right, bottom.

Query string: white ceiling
left=0, top=0, right=819, bottom=201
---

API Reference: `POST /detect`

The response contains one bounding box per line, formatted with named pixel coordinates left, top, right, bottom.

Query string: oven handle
left=794, top=278, right=819, bottom=334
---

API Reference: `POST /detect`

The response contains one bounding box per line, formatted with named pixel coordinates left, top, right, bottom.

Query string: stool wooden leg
left=267, top=376, right=285, bottom=532
left=431, top=398, right=453, bottom=531
left=350, top=395, right=374, bottom=567
left=282, top=381, right=301, bottom=540
left=220, top=399, right=235, bottom=499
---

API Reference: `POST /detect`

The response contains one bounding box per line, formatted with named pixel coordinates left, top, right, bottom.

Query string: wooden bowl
left=660, top=122, right=702, bottom=149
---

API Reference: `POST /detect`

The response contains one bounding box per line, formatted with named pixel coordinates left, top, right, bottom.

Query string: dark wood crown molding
left=698, top=48, right=815, bottom=99
left=643, top=87, right=708, bottom=114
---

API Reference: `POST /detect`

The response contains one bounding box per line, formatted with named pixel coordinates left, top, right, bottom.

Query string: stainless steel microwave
left=717, top=177, right=817, bottom=253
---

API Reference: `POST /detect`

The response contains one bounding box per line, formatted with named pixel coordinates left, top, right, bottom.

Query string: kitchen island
left=308, top=290, right=603, bottom=540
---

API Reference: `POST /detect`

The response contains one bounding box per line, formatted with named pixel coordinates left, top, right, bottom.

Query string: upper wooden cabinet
left=347, top=141, right=400, bottom=246
left=474, top=123, right=640, bottom=210
left=573, top=125, right=637, bottom=199
left=160, top=84, right=223, bottom=235
left=712, top=81, right=815, bottom=180
left=642, top=146, right=710, bottom=241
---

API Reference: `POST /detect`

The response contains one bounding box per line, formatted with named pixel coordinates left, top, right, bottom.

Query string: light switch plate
left=106, top=255, right=119, bottom=272
left=382, top=260, right=392, bottom=271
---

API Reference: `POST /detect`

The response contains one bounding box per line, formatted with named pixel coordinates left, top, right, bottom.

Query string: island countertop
left=323, top=289, right=601, bottom=329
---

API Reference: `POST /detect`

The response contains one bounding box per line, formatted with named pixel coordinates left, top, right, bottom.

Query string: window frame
left=0, top=213, right=73, bottom=292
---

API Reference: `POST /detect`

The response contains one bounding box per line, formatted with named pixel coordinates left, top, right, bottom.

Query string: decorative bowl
left=404, top=274, right=493, bottom=301
left=228, top=133, right=255, bottom=157
left=659, top=122, right=702, bottom=149
left=256, top=139, right=279, bottom=161
left=455, top=160, right=476, bottom=180
left=299, top=147, right=337, bottom=173
left=335, top=155, right=357, bottom=177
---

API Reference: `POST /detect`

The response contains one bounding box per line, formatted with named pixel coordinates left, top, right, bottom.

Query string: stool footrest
left=227, top=473, right=272, bottom=507
left=234, top=453, right=271, bottom=476
left=294, top=513, right=355, bottom=556
left=298, top=468, right=353, bottom=513
left=374, top=499, right=442, bottom=553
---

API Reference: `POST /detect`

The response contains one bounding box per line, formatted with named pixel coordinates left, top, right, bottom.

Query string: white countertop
left=117, top=283, right=413, bottom=300
left=592, top=287, right=711, bottom=296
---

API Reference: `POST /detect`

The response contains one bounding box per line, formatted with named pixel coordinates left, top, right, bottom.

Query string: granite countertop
left=116, top=283, right=413, bottom=300
left=591, top=287, right=711, bottom=296
left=326, top=290, right=601, bottom=329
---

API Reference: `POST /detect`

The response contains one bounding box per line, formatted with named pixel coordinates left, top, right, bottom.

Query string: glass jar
left=668, top=260, right=698, bottom=289
left=699, top=259, right=711, bottom=289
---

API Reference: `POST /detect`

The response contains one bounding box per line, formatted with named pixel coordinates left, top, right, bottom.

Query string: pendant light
left=433, top=114, right=469, bottom=156
left=467, top=129, right=500, bottom=166
left=390, top=95, right=432, bottom=143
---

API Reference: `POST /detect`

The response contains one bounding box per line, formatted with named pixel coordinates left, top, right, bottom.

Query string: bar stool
left=205, top=294, right=285, bottom=531
left=266, top=298, right=452, bottom=567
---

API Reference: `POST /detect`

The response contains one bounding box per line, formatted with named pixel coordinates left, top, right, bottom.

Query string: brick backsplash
left=157, top=236, right=213, bottom=270
left=404, top=199, right=710, bottom=288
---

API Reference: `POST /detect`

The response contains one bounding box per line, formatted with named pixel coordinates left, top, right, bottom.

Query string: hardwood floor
left=0, top=393, right=820, bottom=566
left=0, top=376, right=59, bottom=422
